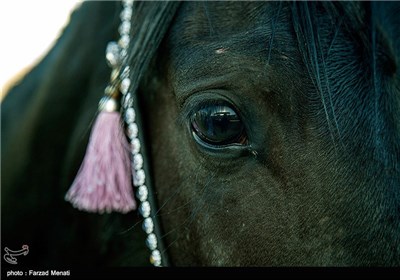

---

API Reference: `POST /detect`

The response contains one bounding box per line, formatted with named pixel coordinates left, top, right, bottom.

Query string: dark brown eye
left=190, top=102, right=247, bottom=146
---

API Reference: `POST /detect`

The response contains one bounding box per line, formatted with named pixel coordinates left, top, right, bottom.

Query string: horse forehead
left=176, top=1, right=280, bottom=40
left=168, top=2, right=295, bottom=73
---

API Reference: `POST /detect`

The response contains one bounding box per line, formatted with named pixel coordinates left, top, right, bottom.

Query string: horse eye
left=190, top=102, right=247, bottom=147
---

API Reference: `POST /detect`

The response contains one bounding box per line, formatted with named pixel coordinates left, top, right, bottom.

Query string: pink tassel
left=65, top=111, right=136, bottom=214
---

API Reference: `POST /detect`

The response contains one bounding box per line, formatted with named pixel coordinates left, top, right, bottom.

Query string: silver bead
left=98, top=97, right=118, bottom=112
left=136, top=185, right=148, bottom=201
left=146, top=233, right=157, bottom=250
left=150, top=250, right=162, bottom=267
left=131, top=138, right=141, bottom=154
left=119, top=21, right=131, bottom=36
left=133, top=153, right=143, bottom=170
left=134, top=169, right=145, bottom=186
left=120, top=78, right=131, bottom=94
left=122, top=92, right=133, bottom=109
left=127, top=123, right=138, bottom=139
left=120, top=6, right=132, bottom=21
left=124, top=108, right=136, bottom=124
left=142, top=217, right=154, bottom=234
left=139, top=201, right=151, bottom=218
left=119, top=34, right=130, bottom=49
left=120, top=49, right=128, bottom=60
left=105, top=41, right=121, bottom=67
left=123, top=0, right=134, bottom=8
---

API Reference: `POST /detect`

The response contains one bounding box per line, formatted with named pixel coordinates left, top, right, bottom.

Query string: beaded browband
left=115, top=0, right=163, bottom=267
left=65, top=0, right=165, bottom=266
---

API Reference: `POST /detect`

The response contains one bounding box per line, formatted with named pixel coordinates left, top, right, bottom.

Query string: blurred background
left=0, top=0, right=81, bottom=99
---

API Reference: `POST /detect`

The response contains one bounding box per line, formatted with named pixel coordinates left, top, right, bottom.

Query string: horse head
left=2, top=1, right=399, bottom=266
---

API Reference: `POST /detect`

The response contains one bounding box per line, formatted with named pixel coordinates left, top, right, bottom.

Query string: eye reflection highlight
left=190, top=102, right=247, bottom=146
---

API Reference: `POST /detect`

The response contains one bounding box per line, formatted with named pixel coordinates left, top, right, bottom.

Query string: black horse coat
left=2, top=1, right=400, bottom=266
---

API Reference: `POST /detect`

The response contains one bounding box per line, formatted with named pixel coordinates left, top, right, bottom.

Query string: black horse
left=2, top=1, right=399, bottom=266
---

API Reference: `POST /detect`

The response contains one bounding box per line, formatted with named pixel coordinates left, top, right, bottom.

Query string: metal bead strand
left=118, top=0, right=163, bottom=267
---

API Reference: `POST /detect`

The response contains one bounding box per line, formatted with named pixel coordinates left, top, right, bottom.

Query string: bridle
left=116, top=0, right=168, bottom=267
left=65, top=0, right=171, bottom=267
